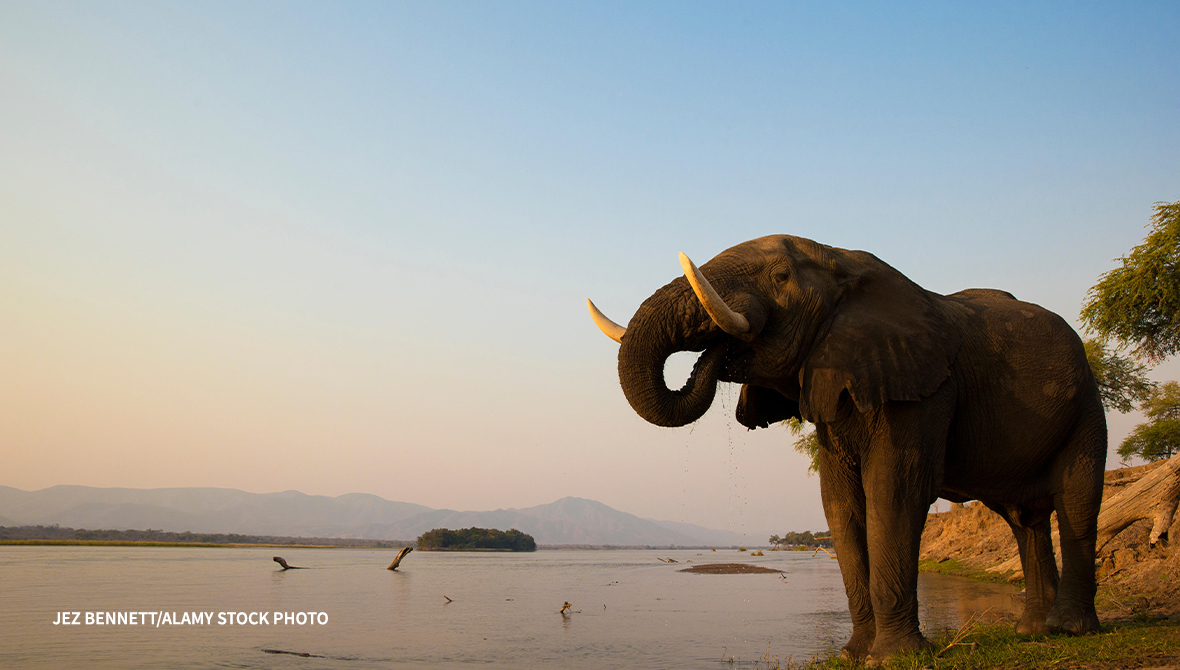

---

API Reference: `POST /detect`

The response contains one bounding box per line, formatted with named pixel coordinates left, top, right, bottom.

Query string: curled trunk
left=617, top=279, right=726, bottom=427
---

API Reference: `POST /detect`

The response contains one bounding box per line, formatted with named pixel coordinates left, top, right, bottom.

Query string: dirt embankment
left=920, top=461, right=1180, bottom=619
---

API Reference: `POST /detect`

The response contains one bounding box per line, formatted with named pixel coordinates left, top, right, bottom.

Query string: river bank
left=850, top=461, right=1180, bottom=670
left=777, top=618, right=1180, bottom=670
left=918, top=462, right=1180, bottom=620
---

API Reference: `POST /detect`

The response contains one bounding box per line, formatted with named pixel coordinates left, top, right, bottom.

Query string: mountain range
left=0, top=485, right=758, bottom=546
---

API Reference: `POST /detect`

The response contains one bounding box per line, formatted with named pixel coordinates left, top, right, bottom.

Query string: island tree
left=769, top=531, right=833, bottom=549
left=417, top=527, right=536, bottom=551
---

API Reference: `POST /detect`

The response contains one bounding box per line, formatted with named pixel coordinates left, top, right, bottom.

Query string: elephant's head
left=589, top=235, right=961, bottom=428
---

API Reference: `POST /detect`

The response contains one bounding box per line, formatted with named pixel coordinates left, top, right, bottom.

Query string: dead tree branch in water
left=386, top=546, right=413, bottom=570
left=273, top=556, right=306, bottom=570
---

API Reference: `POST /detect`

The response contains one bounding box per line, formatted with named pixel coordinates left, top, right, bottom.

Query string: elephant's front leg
left=860, top=471, right=931, bottom=662
left=859, top=395, right=953, bottom=663
left=818, top=441, right=874, bottom=661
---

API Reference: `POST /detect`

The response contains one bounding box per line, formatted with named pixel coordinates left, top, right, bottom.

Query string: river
left=0, top=546, right=1019, bottom=668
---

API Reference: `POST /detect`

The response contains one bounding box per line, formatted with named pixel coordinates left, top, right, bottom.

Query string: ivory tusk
left=679, top=252, right=750, bottom=336
left=587, top=299, right=626, bottom=343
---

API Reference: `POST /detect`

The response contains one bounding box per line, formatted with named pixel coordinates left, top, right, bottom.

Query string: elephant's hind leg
left=1046, top=412, right=1105, bottom=635
left=988, top=501, right=1058, bottom=635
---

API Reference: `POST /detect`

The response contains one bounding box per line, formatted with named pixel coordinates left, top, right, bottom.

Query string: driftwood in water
left=273, top=556, right=306, bottom=570
left=387, top=547, right=413, bottom=570
left=1097, top=452, right=1180, bottom=551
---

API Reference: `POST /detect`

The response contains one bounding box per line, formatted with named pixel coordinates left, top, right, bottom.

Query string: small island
left=417, top=527, right=536, bottom=552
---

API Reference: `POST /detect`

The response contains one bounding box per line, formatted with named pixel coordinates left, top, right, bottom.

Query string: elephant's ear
left=736, top=384, right=801, bottom=429
left=799, top=263, right=961, bottom=423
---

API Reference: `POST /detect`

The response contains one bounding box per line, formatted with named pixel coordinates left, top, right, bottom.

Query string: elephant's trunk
left=617, top=278, right=726, bottom=427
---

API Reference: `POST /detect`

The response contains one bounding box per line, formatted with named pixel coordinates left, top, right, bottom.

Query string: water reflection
left=1, top=546, right=1018, bottom=669
left=918, top=571, right=1020, bottom=633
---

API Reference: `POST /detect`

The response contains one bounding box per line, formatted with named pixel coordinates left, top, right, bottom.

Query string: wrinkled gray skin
left=613, top=236, right=1105, bottom=664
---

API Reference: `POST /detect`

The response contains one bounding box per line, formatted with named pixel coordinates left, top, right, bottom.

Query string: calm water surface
left=0, top=547, right=1018, bottom=668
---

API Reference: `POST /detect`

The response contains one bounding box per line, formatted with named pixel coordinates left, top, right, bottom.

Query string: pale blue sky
left=3, top=1, right=1178, bottom=536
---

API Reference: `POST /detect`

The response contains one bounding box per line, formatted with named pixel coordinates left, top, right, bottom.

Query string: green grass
left=742, top=618, right=1180, bottom=670
left=918, top=558, right=1020, bottom=586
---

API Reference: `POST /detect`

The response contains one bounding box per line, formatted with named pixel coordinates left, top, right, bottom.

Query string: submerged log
left=273, top=556, right=305, bottom=570
left=1097, top=452, right=1180, bottom=551
left=387, top=547, right=413, bottom=571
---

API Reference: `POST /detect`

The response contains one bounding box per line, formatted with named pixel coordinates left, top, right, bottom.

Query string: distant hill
left=395, top=497, right=708, bottom=546
left=0, top=486, right=755, bottom=546
left=0, top=486, right=432, bottom=539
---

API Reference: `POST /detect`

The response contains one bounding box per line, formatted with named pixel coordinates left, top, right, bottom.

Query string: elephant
left=588, top=235, right=1105, bottom=664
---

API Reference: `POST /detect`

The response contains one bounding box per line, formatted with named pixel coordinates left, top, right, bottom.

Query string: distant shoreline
left=0, top=539, right=761, bottom=551
left=0, top=524, right=764, bottom=551
left=0, top=539, right=393, bottom=548
left=0, top=525, right=413, bottom=548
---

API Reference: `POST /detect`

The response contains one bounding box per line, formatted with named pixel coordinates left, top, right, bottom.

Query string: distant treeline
left=417, top=527, right=536, bottom=551
left=769, top=531, right=833, bottom=548
left=0, top=525, right=409, bottom=547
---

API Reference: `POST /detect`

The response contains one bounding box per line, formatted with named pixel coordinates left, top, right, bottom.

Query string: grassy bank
left=754, top=618, right=1180, bottom=670
left=917, top=558, right=1020, bottom=585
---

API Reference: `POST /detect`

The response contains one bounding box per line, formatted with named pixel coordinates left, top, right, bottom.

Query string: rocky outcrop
left=920, top=500, right=1020, bottom=579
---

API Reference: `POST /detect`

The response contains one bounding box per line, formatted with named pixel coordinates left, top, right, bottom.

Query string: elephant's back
left=940, top=290, right=1102, bottom=493
left=949, top=287, right=1018, bottom=302
left=945, top=290, right=1087, bottom=373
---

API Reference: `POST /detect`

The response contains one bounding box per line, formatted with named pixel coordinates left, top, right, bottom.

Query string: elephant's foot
left=1015, top=616, right=1050, bottom=635
left=838, top=625, right=875, bottom=661
left=1045, top=602, right=1099, bottom=635
left=1015, top=605, right=1052, bottom=635
left=864, top=631, right=931, bottom=667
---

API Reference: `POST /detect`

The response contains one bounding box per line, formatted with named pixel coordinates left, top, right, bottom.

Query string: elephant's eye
left=772, top=270, right=791, bottom=284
